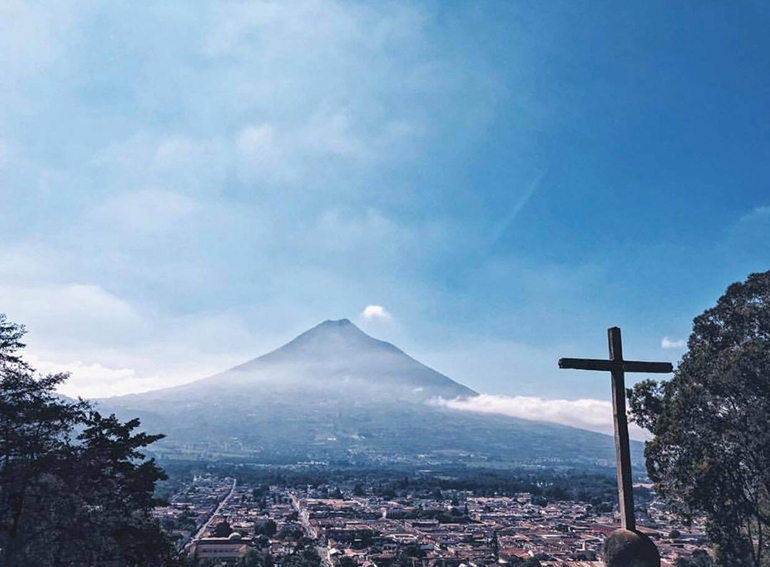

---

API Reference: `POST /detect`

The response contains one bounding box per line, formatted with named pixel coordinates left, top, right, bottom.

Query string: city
left=153, top=471, right=709, bottom=566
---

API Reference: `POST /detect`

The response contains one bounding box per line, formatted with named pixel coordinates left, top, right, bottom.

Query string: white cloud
left=0, top=282, right=147, bottom=345
left=362, top=305, right=391, bottom=320
left=431, top=394, right=649, bottom=441
left=27, top=356, right=160, bottom=399
left=0, top=138, right=10, bottom=169
left=94, top=190, right=200, bottom=233
left=661, top=336, right=686, bottom=349
left=0, top=277, right=295, bottom=397
left=740, top=205, right=770, bottom=222
left=237, top=124, right=275, bottom=156
left=721, top=206, right=770, bottom=261
left=0, top=0, right=77, bottom=77
left=0, top=244, right=58, bottom=280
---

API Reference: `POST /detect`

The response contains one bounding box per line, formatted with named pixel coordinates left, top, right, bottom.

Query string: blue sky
left=1, top=1, right=768, bottom=433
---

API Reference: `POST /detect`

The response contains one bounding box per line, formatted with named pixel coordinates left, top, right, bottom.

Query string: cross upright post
left=607, top=327, right=635, bottom=531
left=558, top=327, right=673, bottom=533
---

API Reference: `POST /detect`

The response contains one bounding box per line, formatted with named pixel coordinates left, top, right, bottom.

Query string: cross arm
left=622, top=360, right=673, bottom=374
left=558, top=358, right=612, bottom=371
left=558, top=358, right=673, bottom=374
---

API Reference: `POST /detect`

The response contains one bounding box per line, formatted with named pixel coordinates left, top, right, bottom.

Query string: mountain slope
left=117, top=319, right=475, bottom=404
left=99, top=319, right=639, bottom=467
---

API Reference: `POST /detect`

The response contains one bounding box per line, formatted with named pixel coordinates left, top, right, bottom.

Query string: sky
left=1, top=1, right=769, bottom=438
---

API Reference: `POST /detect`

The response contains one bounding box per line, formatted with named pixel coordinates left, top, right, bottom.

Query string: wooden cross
left=558, top=327, right=673, bottom=531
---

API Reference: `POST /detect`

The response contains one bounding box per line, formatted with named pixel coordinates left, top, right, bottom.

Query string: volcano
left=99, top=319, right=636, bottom=467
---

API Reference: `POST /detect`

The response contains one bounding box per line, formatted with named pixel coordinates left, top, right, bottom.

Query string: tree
left=213, top=520, right=234, bottom=537
left=394, top=543, right=425, bottom=567
left=0, top=314, right=179, bottom=566
left=60, top=411, right=175, bottom=565
left=239, top=549, right=275, bottom=567
left=255, top=519, right=277, bottom=537
left=676, top=549, right=714, bottom=567
left=278, top=543, right=320, bottom=567
left=0, top=319, right=88, bottom=565
left=629, top=271, right=770, bottom=567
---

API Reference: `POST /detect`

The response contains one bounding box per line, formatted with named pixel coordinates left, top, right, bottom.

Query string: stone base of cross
left=559, top=327, right=673, bottom=567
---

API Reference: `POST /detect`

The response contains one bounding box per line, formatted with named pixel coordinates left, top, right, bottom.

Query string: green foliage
left=204, top=461, right=622, bottom=511
left=276, top=545, right=321, bottom=567
left=255, top=519, right=277, bottom=537
left=676, top=549, right=714, bottom=567
left=394, top=543, right=425, bottom=567
left=0, top=314, right=179, bottom=566
left=629, top=271, right=770, bottom=567
left=277, top=524, right=304, bottom=541
left=239, top=549, right=275, bottom=567
left=212, top=520, right=234, bottom=537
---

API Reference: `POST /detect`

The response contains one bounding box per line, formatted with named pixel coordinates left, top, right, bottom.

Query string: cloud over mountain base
left=430, top=394, right=649, bottom=441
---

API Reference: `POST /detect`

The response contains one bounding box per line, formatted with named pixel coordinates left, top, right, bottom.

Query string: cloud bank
left=431, top=394, right=649, bottom=441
